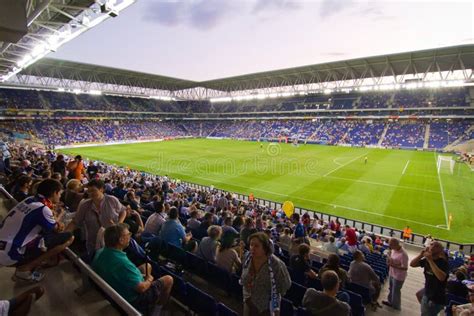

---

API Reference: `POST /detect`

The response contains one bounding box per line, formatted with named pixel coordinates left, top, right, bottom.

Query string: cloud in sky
left=143, top=0, right=234, bottom=30
left=252, top=0, right=301, bottom=14
left=319, top=0, right=354, bottom=19
left=143, top=0, right=303, bottom=30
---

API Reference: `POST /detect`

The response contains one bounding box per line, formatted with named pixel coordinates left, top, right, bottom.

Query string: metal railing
left=0, top=185, right=141, bottom=315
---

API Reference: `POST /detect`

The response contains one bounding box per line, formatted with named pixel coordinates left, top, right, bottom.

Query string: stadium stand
left=1, top=143, right=473, bottom=315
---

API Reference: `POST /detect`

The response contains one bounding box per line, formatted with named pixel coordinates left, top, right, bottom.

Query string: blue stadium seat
left=208, top=262, right=232, bottom=294
left=281, top=297, right=295, bottom=316
left=296, top=307, right=311, bottom=316
left=217, top=303, right=238, bottom=316
left=184, top=251, right=208, bottom=277
left=186, top=283, right=218, bottom=315
left=284, top=282, right=307, bottom=307
left=346, top=282, right=371, bottom=305
left=344, top=290, right=365, bottom=316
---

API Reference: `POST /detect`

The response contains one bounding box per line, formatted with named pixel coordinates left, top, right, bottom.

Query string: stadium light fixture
left=73, top=89, right=81, bottom=94
left=323, top=89, right=333, bottom=94
left=57, top=88, right=65, bottom=92
left=0, top=0, right=136, bottom=84
left=87, top=90, right=102, bottom=95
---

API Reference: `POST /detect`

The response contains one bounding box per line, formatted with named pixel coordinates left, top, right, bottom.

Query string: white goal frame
left=437, top=155, right=455, bottom=174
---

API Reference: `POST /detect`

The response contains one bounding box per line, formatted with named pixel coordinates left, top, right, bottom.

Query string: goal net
left=437, top=155, right=455, bottom=174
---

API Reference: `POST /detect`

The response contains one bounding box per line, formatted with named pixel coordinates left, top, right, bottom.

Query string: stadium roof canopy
left=199, top=44, right=474, bottom=92
left=0, top=0, right=135, bottom=82
left=21, top=58, right=199, bottom=91
left=5, top=43, right=474, bottom=99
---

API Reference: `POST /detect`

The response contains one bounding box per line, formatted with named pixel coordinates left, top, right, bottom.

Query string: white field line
left=160, top=171, right=448, bottom=231
left=326, top=175, right=440, bottom=194
left=434, top=153, right=449, bottom=229
left=402, top=160, right=410, bottom=175
left=323, top=152, right=368, bottom=177
left=127, top=160, right=449, bottom=231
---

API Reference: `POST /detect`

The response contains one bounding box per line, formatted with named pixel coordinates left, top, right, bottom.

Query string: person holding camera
left=410, top=240, right=449, bottom=316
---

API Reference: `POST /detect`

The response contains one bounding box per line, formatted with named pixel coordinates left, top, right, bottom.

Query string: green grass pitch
left=62, top=139, right=474, bottom=244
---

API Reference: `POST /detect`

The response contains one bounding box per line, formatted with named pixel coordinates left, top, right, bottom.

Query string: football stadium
left=0, top=1, right=473, bottom=316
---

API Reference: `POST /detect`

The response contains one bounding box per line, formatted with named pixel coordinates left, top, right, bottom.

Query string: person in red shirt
left=344, top=225, right=358, bottom=251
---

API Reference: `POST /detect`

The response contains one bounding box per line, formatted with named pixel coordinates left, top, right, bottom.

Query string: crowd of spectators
left=1, top=141, right=473, bottom=315
left=0, top=87, right=470, bottom=113
left=0, top=118, right=472, bottom=150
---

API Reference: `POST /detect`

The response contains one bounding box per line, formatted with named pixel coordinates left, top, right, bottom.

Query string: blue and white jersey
left=0, top=196, right=56, bottom=266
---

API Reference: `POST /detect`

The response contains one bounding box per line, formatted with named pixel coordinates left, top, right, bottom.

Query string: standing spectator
left=348, top=250, right=382, bottom=310
left=344, top=225, right=358, bottom=252
left=302, top=270, right=351, bottom=316
left=292, top=213, right=306, bottom=241
left=92, top=224, right=173, bottom=315
left=241, top=232, right=291, bottom=316
left=0, top=141, right=11, bottom=175
left=66, top=179, right=126, bottom=255
left=51, top=154, right=66, bottom=181
left=383, top=238, right=409, bottom=310
left=410, top=241, right=449, bottom=316
left=402, top=226, right=412, bottom=242
left=0, top=179, right=74, bottom=282
left=66, top=155, right=85, bottom=181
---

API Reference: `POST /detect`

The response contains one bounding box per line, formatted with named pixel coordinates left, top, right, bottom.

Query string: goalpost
left=437, top=155, right=455, bottom=174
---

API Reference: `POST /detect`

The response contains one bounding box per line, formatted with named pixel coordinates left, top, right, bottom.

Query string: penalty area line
left=402, top=160, right=410, bottom=175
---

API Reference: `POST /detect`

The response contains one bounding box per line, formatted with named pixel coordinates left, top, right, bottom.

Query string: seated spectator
left=64, top=179, right=83, bottom=213
left=447, top=270, right=469, bottom=299
left=322, top=236, right=339, bottom=255
left=196, top=212, right=213, bottom=239
left=0, top=179, right=74, bottom=282
left=197, top=225, right=222, bottom=262
left=143, top=201, right=166, bottom=235
left=241, top=232, right=291, bottom=316
left=92, top=224, right=173, bottom=315
left=12, top=175, right=32, bottom=202
left=279, top=228, right=292, bottom=251
left=0, top=286, right=44, bottom=315
left=222, top=216, right=239, bottom=235
left=240, top=217, right=257, bottom=248
left=302, top=270, right=351, bottom=316
left=186, top=210, right=201, bottom=232
left=290, top=244, right=318, bottom=279
left=122, top=202, right=144, bottom=237
left=51, top=154, right=66, bottom=180
left=216, top=230, right=242, bottom=273
left=159, top=207, right=191, bottom=248
left=319, top=254, right=349, bottom=288
left=452, top=291, right=474, bottom=316
left=348, top=250, right=382, bottom=309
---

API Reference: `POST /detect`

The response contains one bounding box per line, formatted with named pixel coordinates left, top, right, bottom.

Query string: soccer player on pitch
left=365, top=156, right=368, bottom=164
